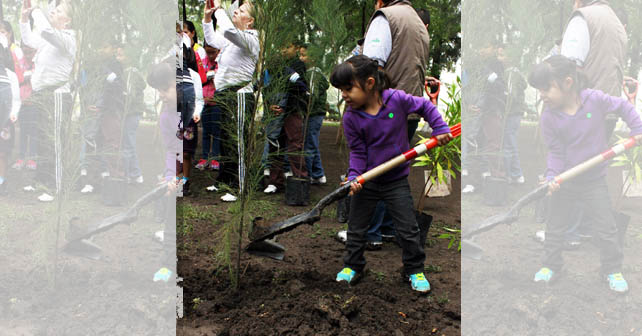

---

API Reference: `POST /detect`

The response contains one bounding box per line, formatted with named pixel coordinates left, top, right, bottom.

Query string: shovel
left=246, top=123, right=461, bottom=258
left=62, top=184, right=168, bottom=259
left=462, top=137, right=640, bottom=259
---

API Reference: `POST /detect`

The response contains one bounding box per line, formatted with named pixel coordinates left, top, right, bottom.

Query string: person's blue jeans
left=200, top=104, right=221, bottom=160
left=502, top=113, right=523, bottom=179
left=121, top=114, right=142, bottom=178
left=262, top=113, right=289, bottom=171
left=366, top=201, right=396, bottom=242
left=304, top=115, right=325, bottom=179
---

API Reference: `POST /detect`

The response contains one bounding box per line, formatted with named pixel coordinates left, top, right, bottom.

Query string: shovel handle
left=355, top=123, right=461, bottom=185
left=554, top=137, right=638, bottom=185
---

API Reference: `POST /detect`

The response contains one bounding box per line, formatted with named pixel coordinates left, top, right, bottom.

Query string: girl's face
left=205, top=46, right=219, bottom=62
left=339, top=78, right=375, bottom=109
left=232, top=3, right=254, bottom=30
left=538, top=78, right=572, bottom=107
left=49, top=3, right=71, bottom=30
left=183, top=28, right=195, bottom=44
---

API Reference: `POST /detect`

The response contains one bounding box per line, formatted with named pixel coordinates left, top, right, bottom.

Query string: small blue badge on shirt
left=586, top=113, right=592, bottom=119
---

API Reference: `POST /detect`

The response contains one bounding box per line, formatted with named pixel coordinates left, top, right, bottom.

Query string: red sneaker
left=195, top=159, right=208, bottom=170
left=12, top=159, right=25, bottom=170
left=209, top=160, right=220, bottom=170
left=26, top=160, right=37, bottom=170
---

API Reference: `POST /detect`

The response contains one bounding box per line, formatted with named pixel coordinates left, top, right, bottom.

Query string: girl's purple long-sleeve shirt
left=343, top=89, right=450, bottom=183
left=541, top=89, right=642, bottom=182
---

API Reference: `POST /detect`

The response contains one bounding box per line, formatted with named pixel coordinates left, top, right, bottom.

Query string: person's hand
left=270, top=105, right=284, bottom=115
left=435, top=133, right=453, bottom=146
left=21, top=0, right=34, bottom=23
left=10, top=114, right=17, bottom=123
left=341, top=180, right=362, bottom=196
left=193, top=115, right=201, bottom=123
left=543, top=179, right=560, bottom=196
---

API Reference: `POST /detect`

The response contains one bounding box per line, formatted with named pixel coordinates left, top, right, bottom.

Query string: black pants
left=344, top=177, right=425, bottom=275
left=30, top=88, right=73, bottom=191
left=215, top=89, right=255, bottom=188
left=543, top=178, right=623, bottom=275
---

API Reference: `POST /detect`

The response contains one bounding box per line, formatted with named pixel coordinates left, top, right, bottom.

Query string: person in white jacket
left=202, top=0, right=259, bottom=202
left=0, top=36, right=21, bottom=195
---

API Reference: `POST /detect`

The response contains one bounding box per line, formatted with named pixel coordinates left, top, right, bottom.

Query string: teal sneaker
left=534, top=267, right=553, bottom=283
left=153, top=267, right=173, bottom=282
left=607, top=273, right=629, bottom=293
left=409, top=273, right=430, bottom=292
left=336, top=267, right=357, bottom=284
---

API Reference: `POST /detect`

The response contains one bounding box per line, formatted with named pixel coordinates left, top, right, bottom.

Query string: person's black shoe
left=182, top=180, right=192, bottom=197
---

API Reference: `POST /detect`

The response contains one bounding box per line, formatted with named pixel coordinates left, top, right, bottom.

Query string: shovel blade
left=245, top=239, right=286, bottom=260
left=62, top=239, right=103, bottom=260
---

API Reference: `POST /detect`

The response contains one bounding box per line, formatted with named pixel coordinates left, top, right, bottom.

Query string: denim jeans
left=304, top=115, right=325, bottom=179
left=200, top=104, right=221, bottom=160
left=121, top=114, right=142, bottom=178
left=344, top=178, right=425, bottom=275
left=502, top=113, right=523, bottom=178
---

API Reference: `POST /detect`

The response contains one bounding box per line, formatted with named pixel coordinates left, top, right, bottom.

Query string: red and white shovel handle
left=354, top=123, right=461, bottom=185
left=553, top=137, right=638, bottom=185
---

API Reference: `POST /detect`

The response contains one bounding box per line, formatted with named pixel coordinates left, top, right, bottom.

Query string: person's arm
left=400, top=90, right=450, bottom=136
left=540, top=112, right=565, bottom=180
left=7, top=70, right=21, bottom=120
left=189, top=69, right=204, bottom=121
left=561, top=15, right=590, bottom=66
left=215, top=9, right=259, bottom=56
left=362, top=14, right=392, bottom=67
left=202, top=20, right=227, bottom=51
left=343, top=114, right=367, bottom=180
left=19, top=17, right=42, bottom=49
left=31, top=9, right=75, bottom=56
left=600, top=92, right=642, bottom=136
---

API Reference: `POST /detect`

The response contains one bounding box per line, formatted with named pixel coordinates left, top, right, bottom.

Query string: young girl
left=330, top=55, right=452, bottom=292
left=529, top=55, right=642, bottom=293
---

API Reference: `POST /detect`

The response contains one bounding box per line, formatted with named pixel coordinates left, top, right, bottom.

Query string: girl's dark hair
left=528, top=55, right=586, bottom=92
left=330, top=55, right=391, bottom=94
left=185, top=20, right=198, bottom=45
left=183, top=44, right=198, bottom=73
left=1, top=21, right=14, bottom=44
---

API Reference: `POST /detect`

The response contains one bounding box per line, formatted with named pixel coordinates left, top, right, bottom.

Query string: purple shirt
left=343, top=88, right=450, bottom=183
left=541, top=89, right=642, bottom=182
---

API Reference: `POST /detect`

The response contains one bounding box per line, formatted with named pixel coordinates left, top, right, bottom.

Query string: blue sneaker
left=153, top=267, right=173, bottom=282
left=534, top=267, right=553, bottom=283
left=336, top=267, right=357, bottom=283
left=409, top=273, right=430, bottom=292
left=607, top=273, right=629, bottom=293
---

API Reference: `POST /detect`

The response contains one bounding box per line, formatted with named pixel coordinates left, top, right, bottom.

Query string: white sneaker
left=462, top=184, right=475, bottom=193
left=23, top=185, right=36, bottom=192
left=206, top=185, right=219, bottom=192
left=154, top=230, right=164, bottom=243
left=535, top=230, right=546, bottom=242
left=38, top=193, right=54, bottom=202
left=101, top=171, right=110, bottom=179
left=80, top=184, right=94, bottom=193
left=311, top=176, right=327, bottom=185
left=264, top=184, right=277, bottom=194
left=264, top=168, right=270, bottom=176
left=336, top=230, right=347, bottom=243
left=221, top=193, right=237, bottom=202
left=134, top=176, right=144, bottom=184
left=481, top=171, right=491, bottom=178
left=284, top=171, right=293, bottom=178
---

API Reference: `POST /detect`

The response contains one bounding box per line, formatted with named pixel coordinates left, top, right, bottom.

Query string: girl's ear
left=563, top=76, right=574, bottom=91
left=366, top=77, right=376, bottom=91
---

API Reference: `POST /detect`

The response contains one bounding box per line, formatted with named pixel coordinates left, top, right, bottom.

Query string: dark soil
left=177, top=124, right=462, bottom=335
left=461, top=123, right=642, bottom=335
